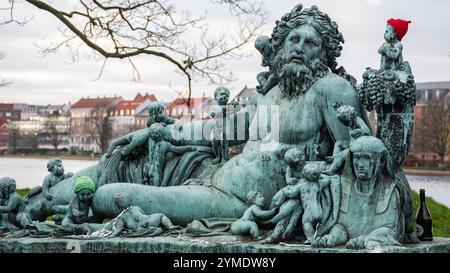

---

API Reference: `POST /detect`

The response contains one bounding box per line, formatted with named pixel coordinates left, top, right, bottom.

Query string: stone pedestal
left=1, top=235, right=449, bottom=253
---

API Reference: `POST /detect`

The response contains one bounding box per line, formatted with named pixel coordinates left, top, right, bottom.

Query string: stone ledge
left=1, top=235, right=449, bottom=253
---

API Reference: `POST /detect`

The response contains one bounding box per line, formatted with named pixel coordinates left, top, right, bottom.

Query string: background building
left=109, top=93, right=157, bottom=138
left=69, top=96, right=122, bottom=154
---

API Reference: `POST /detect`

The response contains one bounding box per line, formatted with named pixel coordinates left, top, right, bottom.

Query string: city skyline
left=1, top=0, right=449, bottom=105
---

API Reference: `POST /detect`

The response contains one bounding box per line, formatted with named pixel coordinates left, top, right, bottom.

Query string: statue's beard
left=275, top=52, right=328, bottom=98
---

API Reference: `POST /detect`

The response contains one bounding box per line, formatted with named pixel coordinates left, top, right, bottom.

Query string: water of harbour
left=0, top=157, right=449, bottom=207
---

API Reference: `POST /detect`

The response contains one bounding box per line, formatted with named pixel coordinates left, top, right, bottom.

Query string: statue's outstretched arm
left=253, top=207, right=277, bottom=220
left=162, top=115, right=175, bottom=125
left=106, top=135, right=131, bottom=157
left=282, top=184, right=301, bottom=198
left=168, top=143, right=196, bottom=154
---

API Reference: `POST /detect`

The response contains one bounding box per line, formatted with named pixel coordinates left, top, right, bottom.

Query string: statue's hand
left=350, top=128, right=366, bottom=139
left=311, top=235, right=335, bottom=248
left=270, top=192, right=283, bottom=209
left=44, top=194, right=53, bottom=201
left=322, top=168, right=336, bottom=175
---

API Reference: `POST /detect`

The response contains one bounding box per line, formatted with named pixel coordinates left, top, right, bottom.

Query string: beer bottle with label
left=415, top=189, right=433, bottom=241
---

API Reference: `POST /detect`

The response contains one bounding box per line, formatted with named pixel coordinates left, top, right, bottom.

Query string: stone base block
left=1, top=235, right=449, bottom=253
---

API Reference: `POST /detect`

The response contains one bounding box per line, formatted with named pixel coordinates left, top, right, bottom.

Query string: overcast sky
left=0, top=0, right=449, bottom=105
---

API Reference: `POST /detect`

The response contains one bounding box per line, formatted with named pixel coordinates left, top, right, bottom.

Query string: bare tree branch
left=414, top=95, right=450, bottom=164
left=2, top=0, right=267, bottom=105
left=0, top=51, right=12, bottom=87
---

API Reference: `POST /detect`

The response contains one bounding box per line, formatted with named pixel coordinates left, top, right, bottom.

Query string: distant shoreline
left=0, top=155, right=99, bottom=161
left=403, top=168, right=450, bottom=177
left=1, top=155, right=449, bottom=177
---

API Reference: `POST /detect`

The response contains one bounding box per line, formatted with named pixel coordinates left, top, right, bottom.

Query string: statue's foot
left=345, top=237, right=368, bottom=250
left=311, top=235, right=335, bottom=248
left=168, top=225, right=182, bottom=231
left=402, top=232, right=419, bottom=244
left=258, top=237, right=276, bottom=244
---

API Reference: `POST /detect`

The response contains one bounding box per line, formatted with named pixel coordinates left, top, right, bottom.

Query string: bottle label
left=416, top=224, right=424, bottom=237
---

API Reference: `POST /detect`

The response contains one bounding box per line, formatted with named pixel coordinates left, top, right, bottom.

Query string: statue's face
left=52, top=162, right=65, bottom=177
left=352, top=152, right=378, bottom=180
left=276, top=24, right=327, bottom=97
left=215, top=90, right=229, bottom=106
left=287, top=153, right=305, bottom=169
left=115, top=196, right=130, bottom=210
left=149, top=107, right=164, bottom=121
left=384, top=24, right=396, bottom=42
left=282, top=25, right=323, bottom=66
left=150, top=129, right=163, bottom=141
left=77, top=189, right=94, bottom=203
left=254, top=193, right=265, bottom=207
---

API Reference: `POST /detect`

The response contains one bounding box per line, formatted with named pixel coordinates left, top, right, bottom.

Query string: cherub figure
left=146, top=101, right=175, bottom=127
left=23, top=158, right=73, bottom=204
left=268, top=149, right=306, bottom=227
left=0, top=177, right=32, bottom=231
left=254, top=35, right=278, bottom=95
left=105, top=101, right=174, bottom=158
left=230, top=191, right=276, bottom=239
left=270, top=163, right=328, bottom=244
left=210, top=87, right=238, bottom=165
left=324, top=103, right=371, bottom=175
left=144, top=123, right=196, bottom=186
left=106, top=192, right=179, bottom=237
left=61, top=176, right=97, bottom=233
left=378, top=19, right=410, bottom=72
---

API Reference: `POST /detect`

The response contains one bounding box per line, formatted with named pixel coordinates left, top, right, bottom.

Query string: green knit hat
left=74, top=176, right=95, bottom=193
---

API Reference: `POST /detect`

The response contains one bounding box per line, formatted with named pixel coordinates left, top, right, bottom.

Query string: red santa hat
left=387, top=18, right=411, bottom=41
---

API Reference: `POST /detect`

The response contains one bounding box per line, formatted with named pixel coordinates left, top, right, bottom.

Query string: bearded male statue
left=27, top=4, right=371, bottom=226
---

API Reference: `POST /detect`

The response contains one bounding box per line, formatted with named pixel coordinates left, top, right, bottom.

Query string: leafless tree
left=84, top=108, right=112, bottom=154
left=8, top=123, right=19, bottom=154
left=415, top=95, right=450, bottom=165
left=2, top=0, right=267, bottom=104
left=39, top=117, right=69, bottom=154
left=0, top=51, right=11, bottom=87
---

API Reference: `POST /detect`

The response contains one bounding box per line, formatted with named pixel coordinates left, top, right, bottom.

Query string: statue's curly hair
left=246, top=190, right=261, bottom=205
left=147, top=101, right=165, bottom=116
left=214, top=87, right=230, bottom=98
left=113, top=192, right=132, bottom=208
left=47, top=158, right=62, bottom=172
left=283, top=148, right=305, bottom=166
left=0, top=177, right=16, bottom=194
left=271, top=4, right=347, bottom=77
left=302, top=163, right=321, bottom=181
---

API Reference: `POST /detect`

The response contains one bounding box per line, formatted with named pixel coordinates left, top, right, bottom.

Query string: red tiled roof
left=165, top=97, right=207, bottom=112
left=70, top=97, right=121, bottom=109
left=134, top=93, right=157, bottom=102
left=0, top=103, right=14, bottom=110
left=114, top=101, right=141, bottom=111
